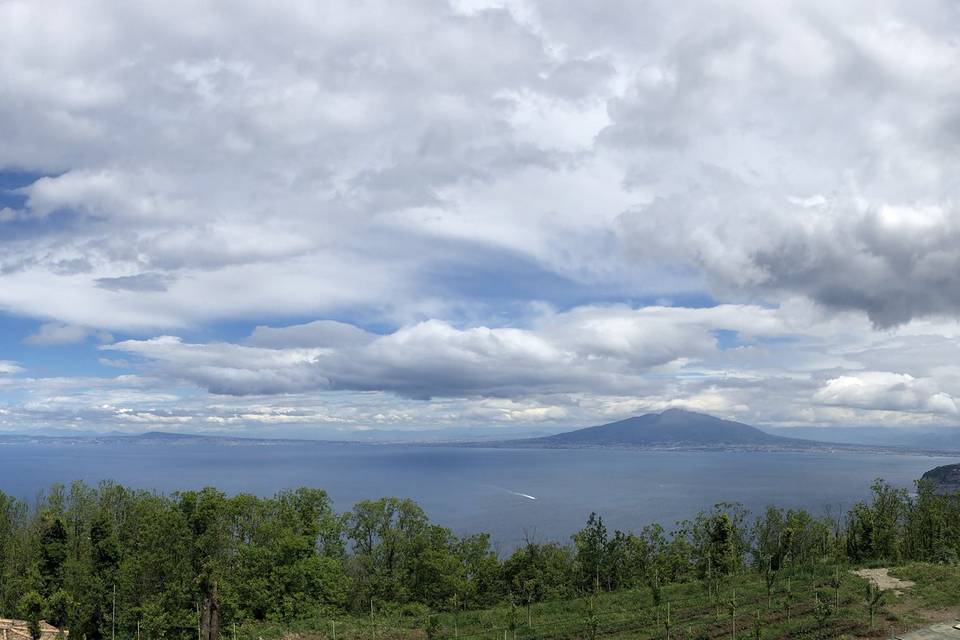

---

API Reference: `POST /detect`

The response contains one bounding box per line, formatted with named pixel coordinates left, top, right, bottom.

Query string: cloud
left=1, top=0, right=958, bottom=333
left=602, top=1, right=960, bottom=326
left=100, top=301, right=856, bottom=399
left=84, top=299, right=960, bottom=429
left=0, top=0, right=569, bottom=330
left=24, top=323, right=93, bottom=346
left=6, top=300, right=960, bottom=434
left=104, top=304, right=771, bottom=397
left=619, top=177, right=960, bottom=328
left=5, top=1, right=960, bottom=430
left=814, top=372, right=960, bottom=415
left=95, top=273, right=175, bottom=292
left=0, top=361, right=23, bottom=375
left=247, top=320, right=376, bottom=349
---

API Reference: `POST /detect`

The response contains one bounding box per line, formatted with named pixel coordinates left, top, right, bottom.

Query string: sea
left=0, top=440, right=952, bottom=552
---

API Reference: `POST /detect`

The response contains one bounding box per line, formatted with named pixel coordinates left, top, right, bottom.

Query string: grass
left=238, top=562, right=960, bottom=640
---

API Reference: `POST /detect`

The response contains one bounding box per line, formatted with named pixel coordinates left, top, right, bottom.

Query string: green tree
left=572, top=513, right=607, bottom=591
left=501, top=540, right=573, bottom=604
left=347, top=497, right=431, bottom=607
left=46, top=590, right=71, bottom=631
left=178, top=488, right=232, bottom=640
left=457, top=533, right=501, bottom=608
left=864, top=583, right=886, bottom=631
left=688, top=504, right=747, bottom=579
left=20, top=591, right=44, bottom=640
left=39, top=516, right=68, bottom=597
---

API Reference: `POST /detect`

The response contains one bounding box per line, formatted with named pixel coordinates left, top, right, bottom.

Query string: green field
left=239, top=562, right=960, bottom=640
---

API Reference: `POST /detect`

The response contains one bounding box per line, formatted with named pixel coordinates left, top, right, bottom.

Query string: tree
left=662, top=601, right=672, bottom=640
left=813, top=591, right=831, bottom=632
left=346, top=497, right=429, bottom=607
left=457, top=533, right=501, bottom=607
left=46, top=590, right=71, bottom=631
left=424, top=614, right=440, bottom=640
left=0, top=491, right=28, bottom=614
left=751, top=507, right=786, bottom=571
left=583, top=590, right=599, bottom=640
left=905, top=480, right=954, bottom=562
left=20, top=591, right=44, bottom=640
left=39, top=516, right=68, bottom=597
left=69, top=509, right=121, bottom=640
left=828, top=567, right=842, bottom=614
left=870, top=480, right=907, bottom=563
left=178, top=488, right=232, bottom=640
left=573, top=513, right=607, bottom=591
left=847, top=481, right=907, bottom=563
left=507, top=596, right=521, bottom=640
left=761, top=559, right=776, bottom=609
left=648, top=567, right=663, bottom=609
left=501, top=540, right=573, bottom=604
left=845, top=502, right=875, bottom=562
left=0, top=474, right=950, bottom=639
left=688, top=504, right=748, bottom=580
left=864, top=583, right=886, bottom=631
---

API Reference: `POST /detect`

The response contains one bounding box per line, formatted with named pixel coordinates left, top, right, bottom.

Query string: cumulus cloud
left=105, top=304, right=789, bottom=398
left=814, top=372, right=960, bottom=415
left=619, top=171, right=960, bottom=328
left=5, top=0, right=957, bottom=331
left=7, top=301, right=960, bottom=433
left=0, top=0, right=570, bottom=329
left=95, top=301, right=881, bottom=405
left=605, top=1, right=960, bottom=326
left=83, top=299, right=960, bottom=429
left=5, top=0, right=960, bottom=429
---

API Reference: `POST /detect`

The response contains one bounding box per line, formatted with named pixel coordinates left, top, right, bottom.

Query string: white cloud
left=0, top=361, right=23, bottom=375
left=8, top=0, right=957, bottom=332
left=4, top=1, right=960, bottom=429
left=81, top=300, right=960, bottom=428
left=24, top=323, right=97, bottom=346
left=104, top=303, right=785, bottom=398
left=814, top=372, right=960, bottom=415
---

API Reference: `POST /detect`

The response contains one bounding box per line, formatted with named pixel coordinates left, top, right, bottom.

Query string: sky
left=3, top=0, right=960, bottom=436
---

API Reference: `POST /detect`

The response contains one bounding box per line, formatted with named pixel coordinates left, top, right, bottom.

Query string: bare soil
left=852, top=567, right=917, bottom=594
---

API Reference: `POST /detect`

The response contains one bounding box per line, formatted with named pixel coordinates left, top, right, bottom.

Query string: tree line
left=1, top=478, right=958, bottom=639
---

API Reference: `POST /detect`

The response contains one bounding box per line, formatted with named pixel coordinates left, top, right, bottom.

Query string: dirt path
left=853, top=567, right=917, bottom=594
left=896, top=621, right=960, bottom=639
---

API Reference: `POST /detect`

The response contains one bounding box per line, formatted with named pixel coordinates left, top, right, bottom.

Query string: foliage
left=20, top=591, right=44, bottom=640
left=864, top=582, right=886, bottom=630
left=0, top=476, right=959, bottom=640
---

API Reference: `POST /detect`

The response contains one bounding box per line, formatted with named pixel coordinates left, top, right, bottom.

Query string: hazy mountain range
left=5, top=409, right=960, bottom=455
left=761, top=425, right=960, bottom=450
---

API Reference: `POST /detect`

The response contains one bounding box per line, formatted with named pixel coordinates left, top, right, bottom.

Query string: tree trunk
left=201, top=581, right=220, bottom=640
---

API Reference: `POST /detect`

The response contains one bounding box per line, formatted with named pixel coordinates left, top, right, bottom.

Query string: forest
left=1, top=478, right=959, bottom=640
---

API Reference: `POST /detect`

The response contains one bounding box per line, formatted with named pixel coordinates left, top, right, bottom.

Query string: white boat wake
left=483, top=484, right=537, bottom=500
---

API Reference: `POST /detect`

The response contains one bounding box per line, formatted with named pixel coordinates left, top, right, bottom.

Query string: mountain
left=921, top=463, right=960, bottom=493
left=525, top=409, right=802, bottom=448
left=762, top=425, right=960, bottom=451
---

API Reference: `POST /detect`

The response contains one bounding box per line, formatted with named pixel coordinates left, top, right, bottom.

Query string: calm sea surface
left=0, top=441, right=953, bottom=551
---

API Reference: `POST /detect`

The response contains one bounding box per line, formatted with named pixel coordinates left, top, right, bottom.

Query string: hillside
left=921, top=462, right=960, bottom=493
left=763, top=425, right=960, bottom=451
left=527, top=409, right=802, bottom=447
